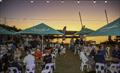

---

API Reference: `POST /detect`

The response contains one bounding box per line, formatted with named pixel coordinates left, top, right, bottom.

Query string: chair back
left=26, top=64, right=35, bottom=73
left=8, top=67, right=19, bottom=73
left=41, top=69, right=51, bottom=73
left=109, top=64, right=119, bottom=73
left=80, top=51, right=88, bottom=63
left=95, top=63, right=105, bottom=73
left=45, top=63, right=54, bottom=73
left=51, top=54, right=55, bottom=63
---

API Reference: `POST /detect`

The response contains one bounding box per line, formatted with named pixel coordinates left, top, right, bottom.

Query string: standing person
left=23, top=50, right=35, bottom=73
left=75, top=39, right=79, bottom=45
left=57, top=44, right=61, bottom=56
left=60, top=41, right=66, bottom=55
left=74, top=39, right=80, bottom=55
left=80, top=38, right=84, bottom=45
left=70, top=38, right=74, bottom=51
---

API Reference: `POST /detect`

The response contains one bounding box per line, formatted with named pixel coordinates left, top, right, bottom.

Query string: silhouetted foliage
left=0, top=24, right=21, bottom=31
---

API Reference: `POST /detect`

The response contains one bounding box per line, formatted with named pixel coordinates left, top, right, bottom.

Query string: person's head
left=26, top=50, right=31, bottom=55
left=100, top=44, right=105, bottom=50
left=36, top=48, right=39, bottom=51
left=71, top=38, right=73, bottom=40
left=7, top=49, right=12, bottom=55
left=115, top=45, right=119, bottom=51
left=98, top=45, right=102, bottom=51
left=46, top=52, right=49, bottom=56
left=14, top=57, right=19, bottom=62
left=9, top=56, right=14, bottom=62
left=88, top=44, right=91, bottom=46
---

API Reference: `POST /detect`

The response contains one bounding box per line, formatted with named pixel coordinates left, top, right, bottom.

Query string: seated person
left=2, top=51, right=12, bottom=73
left=42, top=53, right=52, bottom=70
left=43, top=53, right=52, bottom=64
left=111, top=45, right=120, bottom=63
left=95, top=46, right=106, bottom=63
left=23, top=50, right=35, bottom=73
left=8, top=57, right=22, bottom=72
left=34, top=49, right=42, bottom=60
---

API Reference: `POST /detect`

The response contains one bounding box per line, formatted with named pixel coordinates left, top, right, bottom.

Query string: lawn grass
left=35, top=49, right=83, bottom=73
left=54, top=50, right=81, bottom=73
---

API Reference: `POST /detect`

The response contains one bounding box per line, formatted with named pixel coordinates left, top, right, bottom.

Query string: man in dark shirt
left=2, top=52, right=12, bottom=73
left=111, top=45, right=120, bottom=73
left=95, top=50, right=105, bottom=63
left=111, top=45, right=120, bottom=63
left=8, top=57, right=22, bottom=72
left=43, top=53, right=52, bottom=64
left=95, top=45, right=106, bottom=63
left=42, top=53, right=52, bottom=70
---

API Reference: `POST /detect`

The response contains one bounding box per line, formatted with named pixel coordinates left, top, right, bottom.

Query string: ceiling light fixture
left=93, top=0, right=96, bottom=4
left=105, top=0, right=108, bottom=3
left=61, top=0, right=64, bottom=3
left=46, top=0, right=50, bottom=3
left=30, top=0, right=34, bottom=3
left=77, top=0, right=80, bottom=4
left=0, top=0, right=2, bottom=2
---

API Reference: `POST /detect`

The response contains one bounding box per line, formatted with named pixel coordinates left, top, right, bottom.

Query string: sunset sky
left=0, top=0, right=120, bottom=31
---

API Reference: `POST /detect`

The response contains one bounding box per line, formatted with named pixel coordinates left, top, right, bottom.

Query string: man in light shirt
left=23, top=50, right=35, bottom=73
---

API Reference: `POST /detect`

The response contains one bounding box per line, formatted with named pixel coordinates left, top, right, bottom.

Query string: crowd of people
left=0, top=35, right=66, bottom=73
left=0, top=35, right=120, bottom=73
left=70, top=38, right=120, bottom=73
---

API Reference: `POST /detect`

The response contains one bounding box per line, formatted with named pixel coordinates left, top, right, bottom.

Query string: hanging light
left=0, top=0, right=2, bottom=2
left=77, top=0, right=80, bottom=4
left=30, top=0, right=34, bottom=3
left=105, top=0, right=108, bottom=3
left=93, top=0, right=96, bottom=4
left=61, top=0, right=64, bottom=3
left=46, top=0, right=50, bottom=3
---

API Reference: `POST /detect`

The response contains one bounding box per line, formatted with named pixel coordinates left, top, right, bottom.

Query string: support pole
left=42, top=35, right=44, bottom=52
left=105, top=9, right=112, bottom=42
left=79, top=11, right=83, bottom=29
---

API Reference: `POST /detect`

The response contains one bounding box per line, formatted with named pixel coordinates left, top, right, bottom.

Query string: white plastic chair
left=74, top=45, right=79, bottom=55
left=51, top=53, right=56, bottom=60
left=95, top=63, right=105, bottom=73
left=44, top=63, right=54, bottom=73
left=118, top=63, right=120, bottom=73
left=41, top=69, right=51, bottom=73
left=26, top=64, right=35, bottom=73
left=62, top=47, right=66, bottom=54
left=41, top=63, right=53, bottom=73
left=8, top=67, right=20, bottom=73
left=54, top=48, right=58, bottom=57
left=79, top=51, right=89, bottom=71
left=51, top=53, right=56, bottom=69
left=109, top=63, right=119, bottom=73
